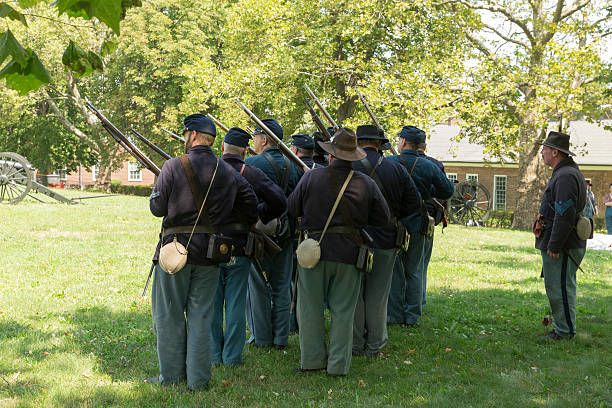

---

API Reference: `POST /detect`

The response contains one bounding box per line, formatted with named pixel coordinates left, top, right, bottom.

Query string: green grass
left=1, top=190, right=611, bottom=407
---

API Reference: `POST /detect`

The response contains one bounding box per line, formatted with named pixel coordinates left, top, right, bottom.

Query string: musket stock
left=355, top=90, right=399, bottom=155
left=304, top=84, right=339, bottom=132
left=85, top=100, right=161, bottom=176
left=131, top=129, right=172, bottom=161
left=235, top=99, right=310, bottom=173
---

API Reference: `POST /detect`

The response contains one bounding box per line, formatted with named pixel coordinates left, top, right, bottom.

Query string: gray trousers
left=152, top=263, right=219, bottom=389
left=353, top=248, right=397, bottom=356
left=541, top=248, right=585, bottom=337
left=297, top=260, right=361, bottom=376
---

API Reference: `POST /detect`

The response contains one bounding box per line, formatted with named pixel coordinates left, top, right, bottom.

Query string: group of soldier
left=145, top=113, right=588, bottom=390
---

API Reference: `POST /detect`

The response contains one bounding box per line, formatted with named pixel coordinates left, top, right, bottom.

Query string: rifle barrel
left=303, top=84, right=339, bottom=132
left=85, top=100, right=161, bottom=176
left=207, top=114, right=230, bottom=133
left=162, top=128, right=185, bottom=143
left=304, top=96, right=331, bottom=141
left=131, top=129, right=172, bottom=161
left=355, top=90, right=398, bottom=155
left=235, top=98, right=309, bottom=173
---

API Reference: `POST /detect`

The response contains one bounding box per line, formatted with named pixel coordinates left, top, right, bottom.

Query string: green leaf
left=17, top=0, right=44, bottom=8
left=56, top=0, right=137, bottom=34
left=0, top=3, right=28, bottom=27
left=0, top=30, right=28, bottom=68
left=0, top=49, right=51, bottom=94
left=61, top=40, right=103, bottom=77
left=100, top=37, right=118, bottom=56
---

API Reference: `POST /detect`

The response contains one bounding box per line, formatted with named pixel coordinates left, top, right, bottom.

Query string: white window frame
left=447, top=173, right=458, bottom=183
left=128, top=162, right=142, bottom=182
left=493, top=175, right=507, bottom=211
left=92, top=165, right=99, bottom=182
left=466, top=173, right=478, bottom=183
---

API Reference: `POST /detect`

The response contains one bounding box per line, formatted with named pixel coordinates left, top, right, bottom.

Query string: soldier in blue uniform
left=211, top=127, right=287, bottom=366
left=312, top=131, right=329, bottom=167
left=288, top=128, right=390, bottom=375
left=244, top=119, right=302, bottom=349
left=351, top=125, right=422, bottom=357
left=535, top=131, right=587, bottom=340
left=290, top=133, right=323, bottom=170
left=417, top=135, right=447, bottom=309
left=147, top=114, right=258, bottom=389
left=387, top=125, right=454, bottom=326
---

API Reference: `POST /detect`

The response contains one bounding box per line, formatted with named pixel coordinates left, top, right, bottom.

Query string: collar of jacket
left=553, top=157, right=578, bottom=173
left=187, top=145, right=213, bottom=154
left=400, top=149, right=418, bottom=156
left=363, top=146, right=382, bottom=158
left=221, top=152, right=244, bottom=163
left=263, top=146, right=280, bottom=155
left=329, top=159, right=353, bottom=169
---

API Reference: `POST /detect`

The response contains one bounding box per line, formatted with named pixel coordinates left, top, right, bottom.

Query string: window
left=128, top=162, right=142, bottom=182
left=494, top=175, right=507, bottom=210
left=447, top=173, right=458, bottom=183
left=92, top=165, right=99, bottom=182
left=466, top=173, right=478, bottom=183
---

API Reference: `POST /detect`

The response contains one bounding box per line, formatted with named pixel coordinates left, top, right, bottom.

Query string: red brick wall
left=443, top=164, right=612, bottom=213
left=65, top=162, right=156, bottom=188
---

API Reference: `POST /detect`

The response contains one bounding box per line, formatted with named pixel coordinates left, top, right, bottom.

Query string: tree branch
left=481, top=22, right=530, bottom=48
left=560, top=0, right=593, bottom=20
left=44, top=94, right=100, bottom=154
left=465, top=31, right=492, bottom=56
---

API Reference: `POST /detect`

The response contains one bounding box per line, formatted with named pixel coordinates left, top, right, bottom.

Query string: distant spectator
left=605, top=182, right=612, bottom=234
left=583, top=182, right=597, bottom=219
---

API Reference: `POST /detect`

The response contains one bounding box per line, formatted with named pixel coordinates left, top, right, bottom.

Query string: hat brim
left=535, top=141, right=575, bottom=156
left=317, top=140, right=366, bottom=161
left=356, top=134, right=389, bottom=144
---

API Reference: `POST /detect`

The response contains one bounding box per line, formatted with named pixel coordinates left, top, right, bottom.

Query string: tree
left=436, top=0, right=612, bottom=229
left=182, top=0, right=473, bottom=139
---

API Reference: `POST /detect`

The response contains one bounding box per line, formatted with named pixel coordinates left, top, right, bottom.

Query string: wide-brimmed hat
left=317, top=128, right=366, bottom=161
left=536, top=131, right=575, bottom=156
left=356, top=125, right=389, bottom=143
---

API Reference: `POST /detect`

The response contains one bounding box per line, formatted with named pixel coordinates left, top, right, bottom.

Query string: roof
left=425, top=120, right=612, bottom=166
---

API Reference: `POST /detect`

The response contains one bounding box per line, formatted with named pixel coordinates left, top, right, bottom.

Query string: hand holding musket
left=208, top=113, right=258, bottom=156
left=304, top=84, right=340, bottom=132
left=85, top=100, right=161, bottom=176
left=162, top=128, right=185, bottom=143
left=235, top=98, right=310, bottom=173
left=131, top=129, right=172, bottom=161
left=356, top=89, right=399, bottom=155
left=304, top=96, right=332, bottom=141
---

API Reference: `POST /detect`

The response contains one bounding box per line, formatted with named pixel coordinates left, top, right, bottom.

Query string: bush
left=484, top=210, right=515, bottom=228
left=109, top=184, right=153, bottom=197
left=593, top=216, right=606, bottom=233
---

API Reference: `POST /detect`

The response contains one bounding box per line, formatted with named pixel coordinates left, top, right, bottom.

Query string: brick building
left=426, top=120, right=612, bottom=212
left=59, top=160, right=156, bottom=189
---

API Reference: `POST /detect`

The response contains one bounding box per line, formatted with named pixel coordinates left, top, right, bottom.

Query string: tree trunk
left=511, top=127, right=547, bottom=229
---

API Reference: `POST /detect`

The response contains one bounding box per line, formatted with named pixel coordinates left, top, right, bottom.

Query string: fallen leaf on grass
left=445, top=348, right=452, bottom=353
left=530, top=366, right=538, bottom=371
left=81, top=373, right=91, bottom=378
left=407, top=349, right=415, bottom=355
left=42, top=352, right=50, bottom=356
left=358, top=380, right=366, bottom=387
left=272, top=392, right=279, bottom=397
left=259, top=375, right=265, bottom=380
left=221, top=380, right=230, bottom=387
left=404, top=360, right=413, bottom=365
left=479, top=330, right=492, bottom=335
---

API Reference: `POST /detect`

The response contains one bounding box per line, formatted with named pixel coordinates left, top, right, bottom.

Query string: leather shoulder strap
left=179, top=155, right=203, bottom=210
left=262, top=151, right=290, bottom=193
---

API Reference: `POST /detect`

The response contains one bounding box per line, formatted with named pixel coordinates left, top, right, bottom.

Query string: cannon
left=447, top=180, right=492, bottom=226
left=0, top=152, right=109, bottom=204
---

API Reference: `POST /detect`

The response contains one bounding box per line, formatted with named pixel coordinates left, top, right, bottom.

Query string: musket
left=162, top=128, right=185, bottom=143
left=85, top=100, right=161, bottom=176
left=303, top=96, right=332, bottom=141
left=208, top=114, right=258, bottom=156
left=235, top=99, right=310, bottom=173
left=130, top=129, right=172, bottom=161
left=140, top=262, right=155, bottom=304
left=356, top=89, right=398, bottom=155
left=303, top=84, right=340, bottom=132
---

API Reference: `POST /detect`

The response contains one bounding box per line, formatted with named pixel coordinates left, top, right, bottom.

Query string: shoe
left=274, top=344, right=287, bottom=350
left=144, top=376, right=161, bottom=384
left=541, top=330, right=568, bottom=341
left=295, top=367, right=325, bottom=374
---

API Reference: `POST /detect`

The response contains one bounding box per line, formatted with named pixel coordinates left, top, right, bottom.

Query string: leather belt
left=163, top=225, right=217, bottom=236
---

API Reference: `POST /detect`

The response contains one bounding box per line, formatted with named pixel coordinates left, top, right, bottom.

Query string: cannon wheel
left=447, top=181, right=492, bottom=226
left=0, top=152, right=33, bottom=204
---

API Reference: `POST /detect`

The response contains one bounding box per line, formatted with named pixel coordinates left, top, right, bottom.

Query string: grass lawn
left=1, top=191, right=611, bottom=407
